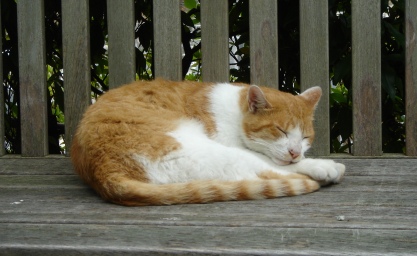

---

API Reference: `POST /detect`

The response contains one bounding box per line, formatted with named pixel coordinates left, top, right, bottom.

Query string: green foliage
left=1, top=0, right=406, bottom=154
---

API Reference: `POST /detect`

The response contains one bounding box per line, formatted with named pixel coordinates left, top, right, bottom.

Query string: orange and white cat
left=71, top=79, right=345, bottom=206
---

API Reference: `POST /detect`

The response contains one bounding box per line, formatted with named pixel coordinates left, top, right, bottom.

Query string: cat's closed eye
left=276, top=126, right=287, bottom=137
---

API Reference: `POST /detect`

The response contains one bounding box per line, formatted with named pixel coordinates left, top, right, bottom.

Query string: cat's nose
left=289, top=149, right=300, bottom=159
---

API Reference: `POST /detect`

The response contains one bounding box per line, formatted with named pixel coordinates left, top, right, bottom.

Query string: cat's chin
left=271, top=158, right=292, bottom=166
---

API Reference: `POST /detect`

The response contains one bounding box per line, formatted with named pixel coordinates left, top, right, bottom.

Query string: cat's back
left=80, top=79, right=214, bottom=124
left=94, top=79, right=208, bottom=110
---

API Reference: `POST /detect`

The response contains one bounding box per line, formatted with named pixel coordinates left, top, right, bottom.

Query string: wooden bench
left=1, top=0, right=417, bottom=255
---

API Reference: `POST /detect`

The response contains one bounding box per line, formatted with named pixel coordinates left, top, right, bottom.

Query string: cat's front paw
left=298, top=159, right=345, bottom=185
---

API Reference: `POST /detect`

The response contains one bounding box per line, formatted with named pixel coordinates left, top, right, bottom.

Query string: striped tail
left=99, top=174, right=320, bottom=206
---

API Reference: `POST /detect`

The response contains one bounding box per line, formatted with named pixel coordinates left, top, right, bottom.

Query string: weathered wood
left=351, top=0, right=382, bottom=156
left=2, top=194, right=416, bottom=230
left=1, top=157, right=417, bottom=176
left=0, top=0, right=4, bottom=156
left=1, top=158, right=417, bottom=255
left=300, top=0, right=330, bottom=157
left=2, top=174, right=417, bottom=193
left=1, top=224, right=417, bottom=256
left=17, top=0, right=48, bottom=156
left=62, top=0, right=91, bottom=155
left=405, top=0, right=417, bottom=156
left=153, top=0, right=182, bottom=80
left=107, top=0, right=136, bottom=88
left=249, top=0, right=278, bottom=88
left=0, top=157, right=73, bottom=175
left=201, top=0, right=229, bottom=82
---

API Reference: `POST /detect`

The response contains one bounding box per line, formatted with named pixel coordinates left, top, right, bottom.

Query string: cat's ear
left=248, top=85, right=271, bottom=113
left=299, top=86, right=322, bottom=109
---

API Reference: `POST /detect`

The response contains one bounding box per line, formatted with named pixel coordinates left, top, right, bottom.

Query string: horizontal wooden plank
left=0, top=157, right=73, bottom=175
left=1, top=184, right=415, bottom=207
left=1, top=175, right=416, bottom=192
left=1, top=207, right=416, bottom=230
left=1, top=224, right=416, bottom=255
left=1, top=158, right=416, bottom=255
left=1, top=158, right=417, bottom=176
left=1, top=189, right=416, bottom=229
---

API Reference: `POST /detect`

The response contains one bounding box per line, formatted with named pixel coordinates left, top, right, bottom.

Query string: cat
left=71, top=78, right=345, bottom=206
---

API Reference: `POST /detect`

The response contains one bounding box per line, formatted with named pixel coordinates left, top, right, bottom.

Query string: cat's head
left=241, top=85, right=321, bottom=165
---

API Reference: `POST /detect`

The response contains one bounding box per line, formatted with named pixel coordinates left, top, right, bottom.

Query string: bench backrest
left=1, top=0, right=416, bottom=157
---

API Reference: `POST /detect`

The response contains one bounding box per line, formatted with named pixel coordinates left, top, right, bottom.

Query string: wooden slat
left=2, top=157, right=417, bottom=176
left=17, top=0, right=48, bottom=156
left=405, top=0, right=417, bottom=156
left=299, top=0, right=330, bottom=156
left=62, top=0, right=91, bottom=156
left=0, top=1, right=4, bottom=156
left=351, top=0, right=382, bottom=156
left=249, top=0, right=278, bottom=88
left=200, top=0, right=229, bottom=82
left=1, top=158, right=417, bottom=255
left=107, top=0, right=136, bottom=89
left=153, top=0, right=182, bottom=80
left=2, top=224, right=416, bottom=255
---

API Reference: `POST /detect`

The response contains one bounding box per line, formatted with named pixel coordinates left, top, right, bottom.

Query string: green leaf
left=184, top=0, right=197, bottom=10
left=330, top=91, right=347, bottom=104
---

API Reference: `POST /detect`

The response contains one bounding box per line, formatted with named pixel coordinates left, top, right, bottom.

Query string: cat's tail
left=98, top=173, right=320, bottom=206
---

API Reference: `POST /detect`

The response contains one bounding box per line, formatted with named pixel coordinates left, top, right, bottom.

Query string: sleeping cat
left=71, top=79, right=345, bottom=206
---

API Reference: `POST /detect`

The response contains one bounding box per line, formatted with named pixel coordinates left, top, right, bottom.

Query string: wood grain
left=249, top=0, right=278, bottom=88
left=351, top=0, right=382, bottom=156
left=1, top=225, right=416, bottom=256
left=300, top=0, right=330, bottom=156
left=405, top=0, right=417, bottom=156
left=16, top=0, right=48, bottom=156
left=107, top=0, right=136, bottom=89
left=2, top=157, right=417, bottom=176
left=0, top=1, right=4, bottom=156
left=201, top=0, right=229, bottom=82
left=153, top=0, right=182, bottom=80
left=62, top=0, right=91, bottom=156
left=1, top=158, right=417, bottom=255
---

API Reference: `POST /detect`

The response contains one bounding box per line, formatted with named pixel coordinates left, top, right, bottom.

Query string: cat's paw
left=297, top=159, right=345, bottom=185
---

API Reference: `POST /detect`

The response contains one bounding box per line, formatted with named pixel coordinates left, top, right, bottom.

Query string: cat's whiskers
left=248, top=139, right=289, bottom=162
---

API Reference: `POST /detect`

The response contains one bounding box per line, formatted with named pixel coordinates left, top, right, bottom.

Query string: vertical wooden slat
left=351, top=0, right=382, bottom=156
left=201, top=0, right=229, bottom=82
left=0, top=1, right=4, bottom=155
left=300, top=0, right=330, bottom=156
left=153, top=0, right=182, bottom=80
left=17, top=0, right=48, bottom=156
left=62, top=0, right=91, bottom=155
left=249, top=0, right=278, bottom=88
left=405, top=0, right=417, bottom=156
left=107, top=0, right=136, bottom=88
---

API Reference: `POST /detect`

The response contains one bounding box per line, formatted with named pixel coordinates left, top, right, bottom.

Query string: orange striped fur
left=71, top=79, right=343, bottom=206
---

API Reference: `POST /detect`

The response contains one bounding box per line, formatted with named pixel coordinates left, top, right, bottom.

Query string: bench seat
left=1, top=157, right=417, bottom=255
